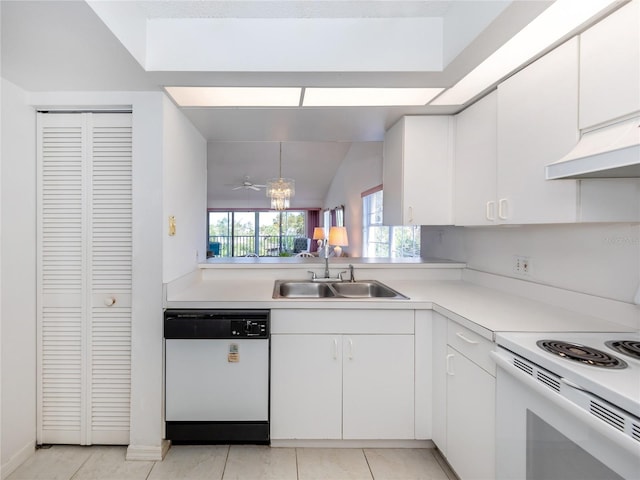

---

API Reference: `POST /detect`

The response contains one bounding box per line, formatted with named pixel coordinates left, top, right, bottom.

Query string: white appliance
left=492, top=331, right=640, bottom=479
left=164, top=309, right=270, bottom=443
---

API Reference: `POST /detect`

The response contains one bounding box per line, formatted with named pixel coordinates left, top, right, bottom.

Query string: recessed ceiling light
left=430, top=0, right=619, bottom=106
left=303, top=88, right=445, bottom=106
left=165, top=87, right=302, bottom=107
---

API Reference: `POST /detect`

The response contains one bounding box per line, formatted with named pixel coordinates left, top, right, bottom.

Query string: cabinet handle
left=446, top=353, right=455, bottom=376
left=456, top=332, right=479, bottom=345
left=498, top=198, right=508, bottom=220
left=408, top=206, right=414, bottom=224
left=333, top=339, right=338, bottom=359
left=486, top=201, right=496, bottom=221
left=348, top=338, right=354, bottom=360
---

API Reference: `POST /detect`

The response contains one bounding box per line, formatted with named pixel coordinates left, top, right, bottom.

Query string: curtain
left=307, top=209, right=321, bottom=252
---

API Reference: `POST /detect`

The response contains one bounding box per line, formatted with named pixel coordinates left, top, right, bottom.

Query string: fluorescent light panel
left=165, top=87, right=301, bottom=107
left=165, top=86, right=446, bottom=107
left=430, top=0, right=618, bottom=106
left=303, top=88, right=445, bottom=106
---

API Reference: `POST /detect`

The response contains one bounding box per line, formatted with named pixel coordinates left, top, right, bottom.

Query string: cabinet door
left=579, top=0, right=640, bottom=129
left=37, top=112, right=132, bottom=446
left=446, top=346, right=495, bottom=480
left=342, top=335, right=414, bottom=439
left=270, top=334, right=342, bottom=439
left=403, top=117, right=454, bottom=226
left=497, top=38, right=579, bottom=224
left=383, top=116, right=453, bottom=226
left=431, top=313, right=448, bottom=453
left=454, top=91, right=498, bottom=226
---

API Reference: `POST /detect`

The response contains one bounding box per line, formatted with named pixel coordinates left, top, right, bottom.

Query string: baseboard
left=270, top=439, right=433, bottom=449
left=125, top=440, right=171, bottom=461
left=1, top=441, right=35, bottom=480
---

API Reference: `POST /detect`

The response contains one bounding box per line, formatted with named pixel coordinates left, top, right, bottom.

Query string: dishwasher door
left=165, top=338, right=269, bottom=422
left=164, top=309, right=270, bottom=443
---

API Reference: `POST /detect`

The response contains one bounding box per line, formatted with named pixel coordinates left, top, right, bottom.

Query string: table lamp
left=328, top=226, right=349, bottom=257
left=312, top=227, right=326, bottom=251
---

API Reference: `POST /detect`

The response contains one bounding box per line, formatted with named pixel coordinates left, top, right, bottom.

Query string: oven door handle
left=491, top=351, right=640, bottom=456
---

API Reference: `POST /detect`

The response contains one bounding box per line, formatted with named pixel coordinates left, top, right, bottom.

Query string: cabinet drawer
left=447, top=320, right=495, bottom=376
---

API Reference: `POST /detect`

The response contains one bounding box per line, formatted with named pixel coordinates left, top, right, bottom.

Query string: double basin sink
left=273, top=279, right=409, bottom=299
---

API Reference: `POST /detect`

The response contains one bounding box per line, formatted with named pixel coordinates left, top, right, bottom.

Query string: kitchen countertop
left=166, top=263, right=636, bottom=341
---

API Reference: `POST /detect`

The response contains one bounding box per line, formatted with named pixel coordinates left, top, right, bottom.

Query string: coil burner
left=605, top=340, right=640, bottom=361
left=536, top=340, right=627, bottom=369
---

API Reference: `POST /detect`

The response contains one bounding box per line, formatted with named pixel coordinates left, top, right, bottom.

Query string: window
left=362, top=189, right=420, bottom=258
left=208, top=210, right=306, bottom=257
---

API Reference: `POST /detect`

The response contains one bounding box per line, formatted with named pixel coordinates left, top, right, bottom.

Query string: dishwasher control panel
left=164, top=309, right=270, bottom=339
left=230, top=320, right=268, bottom=337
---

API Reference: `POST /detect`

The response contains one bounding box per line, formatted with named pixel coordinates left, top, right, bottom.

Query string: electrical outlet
left=513, top=255, right=531, bottom=275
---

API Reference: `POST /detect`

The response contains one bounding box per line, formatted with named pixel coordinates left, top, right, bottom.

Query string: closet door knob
left=104, top=297, right=116, bottom=306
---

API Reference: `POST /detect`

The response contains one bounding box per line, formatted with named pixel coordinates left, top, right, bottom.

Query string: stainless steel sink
left=276, top=281, right=336, bottom=298
left=273, top=280, right=408, bottom=299
left=331, top=281, right=404, bottom=298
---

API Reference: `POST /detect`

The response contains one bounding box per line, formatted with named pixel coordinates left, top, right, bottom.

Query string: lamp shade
left=328, top=226, right=349, bottom=246
left=312, top=227, right=326, bottom=240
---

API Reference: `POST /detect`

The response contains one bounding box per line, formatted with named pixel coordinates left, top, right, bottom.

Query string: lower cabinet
left=270, top=309, right=415, bottom=440
left=270, top=334, right=343, bottom=439
left=446, top=346, right=495, bottom=480
left=432, top=312, right=496, bottom=480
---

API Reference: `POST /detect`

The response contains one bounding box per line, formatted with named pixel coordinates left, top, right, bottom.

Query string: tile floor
left=7, top=445, right=457, bottom=480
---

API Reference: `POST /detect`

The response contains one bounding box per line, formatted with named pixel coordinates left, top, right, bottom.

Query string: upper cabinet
left=456, top=38, right=580, bottom=225
left=579, top=0, right=640, bottom=129
left=496, top=38, right=580, bottom=224
left=454, top=91, right=498, bottom=226
left=383, top=116, right=454, bottom=226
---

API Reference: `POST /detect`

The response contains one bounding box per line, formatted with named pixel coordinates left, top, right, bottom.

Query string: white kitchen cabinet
left=496, top=37, right=580, bottom=224
left=37, top=112, right=132, bottom=445
left=342, top=334, right=414, bottom=439
left=270, top=334, right=343, bottom=439
left=432, top=314, right=496, bottom=480
left=446, top=345, right=495, bottom=480
left=383, top=116, right=454, bottom=226
left=579, top=0, right=640, bottom=130
left=431, top=312, right=448, bottom=454
left=454, top=91, right=498, bottom=226
left=270, top=309, right=415, bottom=441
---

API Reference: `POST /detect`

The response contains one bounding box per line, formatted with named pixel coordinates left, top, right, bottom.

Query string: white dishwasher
left=164, top=309, right=270, bottom=443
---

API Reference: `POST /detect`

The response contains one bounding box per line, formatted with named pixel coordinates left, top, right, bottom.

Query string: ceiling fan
left=226, top=176, right=266, bottom=191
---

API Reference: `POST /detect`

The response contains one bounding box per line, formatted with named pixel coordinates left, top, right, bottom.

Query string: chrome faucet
left=348, top=264, right=355, bottom=282
left=323, top=246, right=331, bottom=278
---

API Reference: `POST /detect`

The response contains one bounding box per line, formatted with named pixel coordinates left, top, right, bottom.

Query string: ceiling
left=1, top=0, right=589, bottom=207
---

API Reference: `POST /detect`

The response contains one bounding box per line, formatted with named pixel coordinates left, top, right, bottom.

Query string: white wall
left=323, top=142, right=383, bottom=257
left=1, top=78, right=37, bottom=477
left=162, top=95, right=207, bottom=283
left=422, top=223, right=640, bottom=304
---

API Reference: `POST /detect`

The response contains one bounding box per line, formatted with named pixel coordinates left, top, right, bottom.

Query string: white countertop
left=166, top=265, right=636, bottom=341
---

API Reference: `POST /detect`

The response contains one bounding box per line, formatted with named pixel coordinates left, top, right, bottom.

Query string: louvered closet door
left=37, top=112, right=132, bottom=445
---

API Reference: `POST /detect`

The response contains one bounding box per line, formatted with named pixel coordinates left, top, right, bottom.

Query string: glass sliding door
left=208, top=210, right=308, bottom=257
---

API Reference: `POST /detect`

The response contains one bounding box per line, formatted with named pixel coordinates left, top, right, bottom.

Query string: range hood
left=546, top=117, right=640, bottom=179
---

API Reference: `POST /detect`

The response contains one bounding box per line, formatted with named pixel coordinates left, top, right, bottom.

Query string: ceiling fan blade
left=232, top=186, right=243, bottom=190
left=249, top=186, right=260, bottom=191
left=254, top=184, right=266, bottom=188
